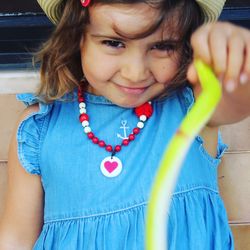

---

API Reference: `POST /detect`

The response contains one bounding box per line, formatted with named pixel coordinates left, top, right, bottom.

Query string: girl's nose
left=120, top=55, right=150, bottom=84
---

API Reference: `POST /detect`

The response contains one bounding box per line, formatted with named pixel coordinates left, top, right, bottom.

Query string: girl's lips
left=117, top=85, right=148, bottom=95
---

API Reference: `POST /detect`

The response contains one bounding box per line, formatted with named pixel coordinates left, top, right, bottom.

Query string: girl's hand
left=187, top=22, right=250, bottom=125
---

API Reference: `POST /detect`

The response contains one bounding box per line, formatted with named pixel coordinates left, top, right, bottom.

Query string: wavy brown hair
left=35, top=0, right=204, bottom=102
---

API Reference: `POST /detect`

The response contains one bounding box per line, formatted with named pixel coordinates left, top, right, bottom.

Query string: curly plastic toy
left=145, top=60, right=222, bottom=250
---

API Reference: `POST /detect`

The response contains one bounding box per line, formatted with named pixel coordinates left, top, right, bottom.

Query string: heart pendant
left=100, top=156, right=123, bottom=177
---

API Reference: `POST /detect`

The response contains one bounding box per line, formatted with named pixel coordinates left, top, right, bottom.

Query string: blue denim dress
left=16, top=87, right=234, bottom=250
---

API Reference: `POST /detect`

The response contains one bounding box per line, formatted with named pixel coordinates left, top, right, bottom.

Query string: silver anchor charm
left=117, top=120, right=129, bottom=140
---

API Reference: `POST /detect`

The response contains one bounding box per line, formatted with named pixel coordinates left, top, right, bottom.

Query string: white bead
left=79, top=102, right=86, bottom=109
left=84, top=126, right=91, bottom=133
left=139, top=115, right=147, bottom=122
left=137, top=121, right=144, bottom=129
left=80, top=108, right=87, bottom=114
left=81, top=121, right=89, bottom=127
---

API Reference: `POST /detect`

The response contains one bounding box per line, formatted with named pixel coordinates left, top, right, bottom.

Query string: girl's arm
left=188, top=22, right=250, bottom=126
left=0, top=105, right=44, bottom=250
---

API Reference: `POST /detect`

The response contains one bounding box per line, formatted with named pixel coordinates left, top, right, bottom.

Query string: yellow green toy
left=145, top=60, right=222, bottom=250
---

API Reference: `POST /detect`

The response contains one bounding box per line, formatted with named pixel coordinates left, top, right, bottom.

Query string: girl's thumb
left=187, top=62, right=199, bottom=86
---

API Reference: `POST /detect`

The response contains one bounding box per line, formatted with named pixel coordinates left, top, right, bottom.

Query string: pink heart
left=104, top=161, right=118, bottom=173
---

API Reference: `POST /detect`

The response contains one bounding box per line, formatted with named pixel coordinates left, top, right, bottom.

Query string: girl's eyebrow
left=90, top=33, right=126, bottom=41
left=152, top=39, right=180, bottom=44
left=147, top=38, right=181, bottom=48
left=90, top=33, right=180, bottom=45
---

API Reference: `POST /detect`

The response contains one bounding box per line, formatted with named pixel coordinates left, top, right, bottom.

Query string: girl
left=0, top=0, right=250, bottom=249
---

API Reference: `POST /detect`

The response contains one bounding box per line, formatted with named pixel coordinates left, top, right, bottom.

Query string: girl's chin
left=109, top=96, right=150, bottom=108
left=86, top=84, right=157, bottom=107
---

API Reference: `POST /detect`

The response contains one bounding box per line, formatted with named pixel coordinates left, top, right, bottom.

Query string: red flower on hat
left=135, top=102, right=153, bottom=118
left=80, top=0, right=91, bottom=7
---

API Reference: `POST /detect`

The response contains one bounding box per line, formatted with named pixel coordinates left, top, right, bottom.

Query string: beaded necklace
left=78, top=87, right=153, bottom=177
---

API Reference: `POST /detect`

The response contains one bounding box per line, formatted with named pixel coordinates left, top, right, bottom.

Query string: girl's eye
left=102, top=40, right=125, bottom=49
left=151, top=42, right=177, bottom=52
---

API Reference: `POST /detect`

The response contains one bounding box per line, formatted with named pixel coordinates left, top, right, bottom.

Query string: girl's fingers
left=208, top=24, right=228, bottom=77
left=224, top=33, right=245, bottom=92
left=191, top=24, right=211, bottom=65
left=191, top=22, right=250, bottom=91
left=187, top=63, right=199, bottom=85
left=241, top=33, right=250, bottom=84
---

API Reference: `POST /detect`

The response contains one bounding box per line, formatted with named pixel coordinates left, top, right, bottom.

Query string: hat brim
left=37, top=0, right=226, bottom=25
left=37, top=0, right=63, bottom=24
left=196, top=0, right=226, bottom=22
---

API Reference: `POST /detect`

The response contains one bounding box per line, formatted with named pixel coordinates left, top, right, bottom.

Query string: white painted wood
left=0, top=70, right=39, bottom=94
left=221, top=117, right=250, bottom=152
left=219, top=153, right=250, bottom=223
left=0, top=162, right=7, bottom=217
left=0, top=95, right=25, bottom=160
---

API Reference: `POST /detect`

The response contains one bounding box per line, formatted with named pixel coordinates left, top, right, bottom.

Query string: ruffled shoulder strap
left=178, top=86, right=228, bottom=162
left=16, top=93, right=52, bottom=175
left=178, top=86, right=195, bottom=114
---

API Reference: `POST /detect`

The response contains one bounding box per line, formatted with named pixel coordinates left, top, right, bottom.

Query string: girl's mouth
left=117, top=85, right=148, bottom=95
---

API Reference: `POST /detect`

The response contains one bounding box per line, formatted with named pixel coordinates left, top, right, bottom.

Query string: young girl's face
left=80, top=3, right=181, bottom=107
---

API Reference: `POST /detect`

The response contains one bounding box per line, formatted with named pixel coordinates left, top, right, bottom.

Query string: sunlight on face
left=80, top=3, right=181, bottom=107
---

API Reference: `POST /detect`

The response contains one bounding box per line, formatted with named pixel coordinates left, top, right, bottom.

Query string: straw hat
left=37, top=0, right=226, bottom=25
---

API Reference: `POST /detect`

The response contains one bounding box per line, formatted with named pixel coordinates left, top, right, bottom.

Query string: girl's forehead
left=87, top=3, right=176, bottom=38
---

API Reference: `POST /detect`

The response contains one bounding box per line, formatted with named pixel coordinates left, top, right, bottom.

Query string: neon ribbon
left=145, top=60, right=222, bottom=250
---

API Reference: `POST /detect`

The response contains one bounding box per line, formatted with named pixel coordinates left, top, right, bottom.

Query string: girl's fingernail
left=240, top=73, right=248, bottom=85
left=226, top=80, right=236, bottom=92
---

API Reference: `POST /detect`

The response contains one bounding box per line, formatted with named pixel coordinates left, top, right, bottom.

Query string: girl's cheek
left=151, top=59, right=180, bottom=84
left=83, top=56, right=118, bottom=81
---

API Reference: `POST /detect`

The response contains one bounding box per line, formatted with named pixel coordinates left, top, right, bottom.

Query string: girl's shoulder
left=19, top=103, right=40, bottom=121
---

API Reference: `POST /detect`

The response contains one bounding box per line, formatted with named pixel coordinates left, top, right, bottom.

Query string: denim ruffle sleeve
left=179, top=86, right=228, bottom=162
left=16, top=93, right=52, bottom=175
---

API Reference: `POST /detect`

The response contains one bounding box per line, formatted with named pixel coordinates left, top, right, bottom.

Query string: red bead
left=129, top=134, right=135, bottom=141
left=133, top=128, right=140, bottom=134
left=115, top=145, right=121, bottom=152
left=135, top=102, right=153, bottom=118
left=79, top=113, right=89, bottom=122
left=106, top=145, right=113, bottom=152
left=78, top=97, right=85, bottom=103
left=79, top=86, right=85, bottom=92
left=98, top=140, right=106, bottom=147
left=87, top=132, right=94, bottom=139
left=122, top=139, right=129, bottom=146
left=92, top=137, right=99, bottom=144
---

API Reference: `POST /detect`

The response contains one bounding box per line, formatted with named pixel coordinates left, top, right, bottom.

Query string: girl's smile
left=115, top=85, right=149, bottom=95
left=80, top=3, right=181, bottom=107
